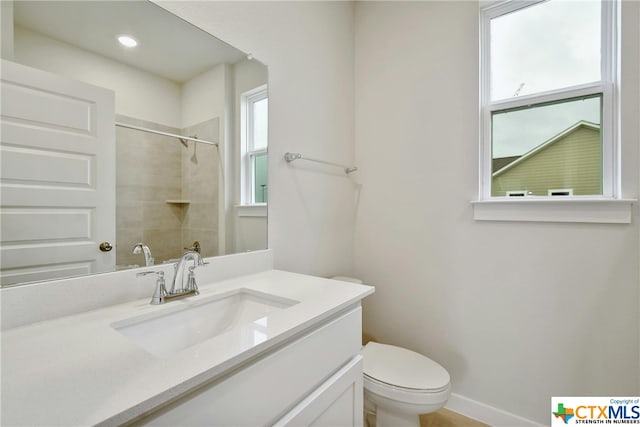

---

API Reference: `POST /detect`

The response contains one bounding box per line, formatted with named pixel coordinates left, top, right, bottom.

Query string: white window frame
left=240, top=85, right=268, bottom=209
left=473, top=0, right=633, bottom=223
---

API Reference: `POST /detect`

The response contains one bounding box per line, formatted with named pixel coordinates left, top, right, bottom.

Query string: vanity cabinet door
left=273, top=355, right=364, bottom=427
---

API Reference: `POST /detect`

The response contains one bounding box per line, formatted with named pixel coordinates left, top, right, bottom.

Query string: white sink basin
left=112, top=289, right=298, bottom=358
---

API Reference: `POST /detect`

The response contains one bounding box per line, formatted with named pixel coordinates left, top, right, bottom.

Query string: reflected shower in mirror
left=0, top=0, right=268, bottom=286
left=115, top=115, right=221, bottom=267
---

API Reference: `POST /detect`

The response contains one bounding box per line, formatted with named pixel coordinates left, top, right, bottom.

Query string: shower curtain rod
left=115, top=122, right=218, bottom=147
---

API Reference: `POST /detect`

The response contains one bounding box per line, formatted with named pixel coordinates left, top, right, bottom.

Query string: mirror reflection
left=0, top=1, right=268, bottom=286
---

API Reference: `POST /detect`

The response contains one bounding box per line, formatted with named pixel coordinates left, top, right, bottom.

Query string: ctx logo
left=553, top=403, right=608, bottom=424
left=553, top=397, right=640, bottom=425
left=576, top=405, right=608, bottom=419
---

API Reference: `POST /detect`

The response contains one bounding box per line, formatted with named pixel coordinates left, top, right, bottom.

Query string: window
left=479, top=0, right=618, bottom=201
left=241, top=85, right=268, bottom=205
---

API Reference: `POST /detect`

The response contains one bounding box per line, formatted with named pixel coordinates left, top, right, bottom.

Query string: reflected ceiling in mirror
left=12, top=1, right=247, bottom=84
left=1, top=1, right=269, bottom=287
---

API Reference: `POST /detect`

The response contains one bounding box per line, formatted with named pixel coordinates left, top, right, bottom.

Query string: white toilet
left=362, top=342, right=451, bottom=427
left=331, top=277, right=451, bottom=427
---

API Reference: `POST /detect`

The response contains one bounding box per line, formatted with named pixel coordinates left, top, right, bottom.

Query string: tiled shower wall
left=115, top=115, right=219, bottom=268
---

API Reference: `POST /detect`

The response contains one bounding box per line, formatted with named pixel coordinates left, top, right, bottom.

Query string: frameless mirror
left=0, top=1, right=268, bottom=286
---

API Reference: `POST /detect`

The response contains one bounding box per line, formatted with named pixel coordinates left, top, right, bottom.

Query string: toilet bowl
left=329, top=277, right=451, bottom=427
left=362, top=342, right=451, bottom=427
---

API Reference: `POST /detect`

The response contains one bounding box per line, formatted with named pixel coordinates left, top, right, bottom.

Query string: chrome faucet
left=169, top=250, right=204, bottom=295
left=132, top=243, right=154, bottom=266
left=136, top=251, right=204, bottom=305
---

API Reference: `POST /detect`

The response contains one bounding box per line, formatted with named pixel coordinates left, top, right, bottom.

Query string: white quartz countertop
left=1, top=270, right=374, bottom=426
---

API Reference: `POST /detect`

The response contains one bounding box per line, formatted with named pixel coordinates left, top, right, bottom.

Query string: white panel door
left=0, top=59, right=115, bottom=286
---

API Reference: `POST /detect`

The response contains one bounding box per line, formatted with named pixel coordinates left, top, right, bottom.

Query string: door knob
left=99, top=242, right=113, bottom=252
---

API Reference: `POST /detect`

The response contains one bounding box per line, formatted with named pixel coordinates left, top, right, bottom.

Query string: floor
left=366, top=409, right=488, bottom=427
left=419, top=409, right=490, bottom=427
left=365, top=409, right=488, bottom=427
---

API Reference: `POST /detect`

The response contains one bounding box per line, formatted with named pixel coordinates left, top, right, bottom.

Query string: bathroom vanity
left=0, top=250, right=374, bottom=426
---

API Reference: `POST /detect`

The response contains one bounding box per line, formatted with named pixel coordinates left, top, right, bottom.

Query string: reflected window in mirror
left=242, top=85, right=268, bottom=204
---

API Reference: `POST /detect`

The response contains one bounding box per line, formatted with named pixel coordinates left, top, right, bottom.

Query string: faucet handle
left=150, top=271, right=166, bottom=305
left=183, top=240, right=201, bottom=253
left=185, top=266, right=199, bottom=294
left=136, top=270, right=167, bottom=305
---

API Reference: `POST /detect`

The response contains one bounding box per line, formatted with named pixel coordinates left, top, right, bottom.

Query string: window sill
left=236, top=204, right=267, bottom=217
left=471, top=198, right=635, bottom=224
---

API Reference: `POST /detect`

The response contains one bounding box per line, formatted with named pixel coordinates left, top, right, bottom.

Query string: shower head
left=178, top=135, right=198, bottom=148
left=190, top=142, right=198, bottom=164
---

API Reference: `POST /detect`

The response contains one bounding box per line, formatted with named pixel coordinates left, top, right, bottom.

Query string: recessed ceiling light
left=117, top=35, right=138, bottom=48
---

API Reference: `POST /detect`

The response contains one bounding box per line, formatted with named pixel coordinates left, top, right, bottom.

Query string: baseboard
left=445, top=393, right=546, bottom=427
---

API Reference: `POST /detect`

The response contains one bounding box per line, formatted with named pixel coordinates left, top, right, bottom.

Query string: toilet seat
left=363, top=373, right=450, bottom=394
left=362, top=342, right=450, bottom=403
left=364, top=373, right=451, bottom=405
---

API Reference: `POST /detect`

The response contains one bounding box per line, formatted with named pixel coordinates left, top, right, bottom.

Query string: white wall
left=234, top=58, right=268, bottom=103
left=156, top=1, right=356, bottom=276
left=13, top=26, right=182, bottom=128
left=0, top=1, right=14, bottom=60
left=354, top=1, right=639, bottom=425
left=181, top=64, right=227, bottom=129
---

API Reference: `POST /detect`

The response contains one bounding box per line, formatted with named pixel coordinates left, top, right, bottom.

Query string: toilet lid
left=362, top=342, right=450, bottom=391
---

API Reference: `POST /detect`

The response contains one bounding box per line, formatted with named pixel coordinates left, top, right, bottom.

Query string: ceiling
left=13, top=1, right=248, bottom=83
